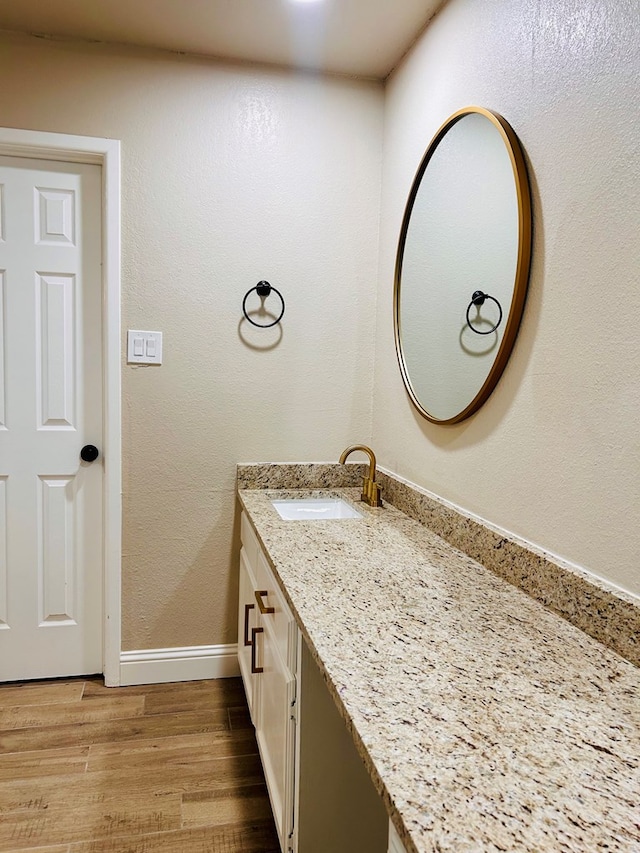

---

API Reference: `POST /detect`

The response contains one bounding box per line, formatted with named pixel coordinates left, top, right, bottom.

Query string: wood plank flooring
left=0, top=676, right=280, bottom=853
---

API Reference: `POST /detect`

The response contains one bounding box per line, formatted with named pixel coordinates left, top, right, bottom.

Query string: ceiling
left=0, top=0, right=444, bottom=80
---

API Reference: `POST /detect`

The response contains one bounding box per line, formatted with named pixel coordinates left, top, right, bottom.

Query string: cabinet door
left=238, top=548, right=259, bottom=722
left=256, top=619, right=296, bottom=853
left=388, top=820, right=408, bottom=853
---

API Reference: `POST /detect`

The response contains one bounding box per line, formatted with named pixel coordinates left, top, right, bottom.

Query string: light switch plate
left=127, top=330, right=163, bottom=364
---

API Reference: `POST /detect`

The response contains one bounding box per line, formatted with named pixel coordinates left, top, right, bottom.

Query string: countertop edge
left=238, top=463, right=640, bottom=667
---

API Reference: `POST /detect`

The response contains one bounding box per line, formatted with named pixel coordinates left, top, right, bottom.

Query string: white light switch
left=127, top=330, right=163, bottom=364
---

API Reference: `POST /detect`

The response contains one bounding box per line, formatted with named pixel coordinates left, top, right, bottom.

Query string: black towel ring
left=466, top=290, right=503, bottom=335
left=242, top=281, right=285, bottom=328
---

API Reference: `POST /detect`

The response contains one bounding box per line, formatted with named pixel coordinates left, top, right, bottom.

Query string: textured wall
left=2, top=0, right=637, bottom=658
left=374, top=0, right=640, bottom=595
left=0, top=33, right=383, bottom=649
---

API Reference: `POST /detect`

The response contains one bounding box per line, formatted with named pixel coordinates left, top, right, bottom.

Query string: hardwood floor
left=0, top=676, right=280, bottom=853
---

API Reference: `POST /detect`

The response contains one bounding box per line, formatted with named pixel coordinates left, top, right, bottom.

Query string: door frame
left=0, top=126, right=122, bottom=685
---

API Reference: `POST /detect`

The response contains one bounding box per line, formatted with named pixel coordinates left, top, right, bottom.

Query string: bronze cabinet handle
left=250, top=626, right=264, bottom=674
left=243, top=603, right=255, bottom=647
left=255, top=589, right=275, bottom=615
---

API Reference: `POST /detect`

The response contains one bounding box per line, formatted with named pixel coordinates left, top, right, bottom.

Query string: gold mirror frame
left=393, top=106, right=532, bottom=424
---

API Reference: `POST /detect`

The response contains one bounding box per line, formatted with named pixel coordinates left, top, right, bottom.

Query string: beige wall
left=0, top=32, right=383, bottom=649
left=2, top=0, right=637, bottom=657
left=374, top=0, right=640, bottom=595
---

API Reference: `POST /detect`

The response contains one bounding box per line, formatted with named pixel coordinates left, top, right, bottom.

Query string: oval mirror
left=394, top=106, right=532, bottom=424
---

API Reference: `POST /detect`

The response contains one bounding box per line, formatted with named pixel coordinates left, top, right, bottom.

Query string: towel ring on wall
left=465, top=290, right=503, bottom=335
left=242, top=281, right=285, bottom=328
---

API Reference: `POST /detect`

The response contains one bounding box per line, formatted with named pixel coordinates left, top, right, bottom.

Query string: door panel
left=0, top=155, right=103, bottom=681
left=37, top=272, right=76, bottom=428
left=38, top=474, right=76, bottom=625
left=0, top=477, right=6, bottom=627
left=0, top=271, right=5, bottom=427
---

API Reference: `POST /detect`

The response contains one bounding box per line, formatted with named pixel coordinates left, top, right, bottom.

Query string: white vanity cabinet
left=238, top=513, right=297, bottom=853
left=238, top=510, right=393, bottom=853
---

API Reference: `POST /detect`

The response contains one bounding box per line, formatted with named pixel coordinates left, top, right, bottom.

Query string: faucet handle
left=362, top=476, right=383, bottom=508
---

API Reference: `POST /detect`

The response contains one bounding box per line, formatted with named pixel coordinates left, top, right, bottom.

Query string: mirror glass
left=394, top=107, right=532, bottom=424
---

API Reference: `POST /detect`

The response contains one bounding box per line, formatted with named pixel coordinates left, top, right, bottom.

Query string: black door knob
left=80, top=444, right=100, bottom=462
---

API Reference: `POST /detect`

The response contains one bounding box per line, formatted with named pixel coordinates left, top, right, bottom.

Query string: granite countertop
left=238, top=486, right=640, bottom=853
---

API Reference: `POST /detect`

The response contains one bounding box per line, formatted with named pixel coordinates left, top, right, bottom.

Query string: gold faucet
left=339, top=444, right=383, bottom=507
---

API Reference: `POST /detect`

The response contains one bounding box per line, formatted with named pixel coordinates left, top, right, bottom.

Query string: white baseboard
left=119, top=643, right=240, bottom=686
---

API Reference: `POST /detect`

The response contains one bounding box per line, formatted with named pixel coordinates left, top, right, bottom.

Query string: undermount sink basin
left=271, top=498, right=363, bottom=520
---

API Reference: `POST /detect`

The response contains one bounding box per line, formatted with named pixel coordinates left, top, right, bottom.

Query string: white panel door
left=0, top=155, right=103, bottom=681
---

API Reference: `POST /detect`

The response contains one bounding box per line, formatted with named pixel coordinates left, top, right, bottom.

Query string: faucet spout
left=339, top=444, right=383, bottom=507
left=339, top=444, right=377, bottom=481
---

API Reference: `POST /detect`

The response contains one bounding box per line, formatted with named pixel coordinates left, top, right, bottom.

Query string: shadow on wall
left=238, top=280, right=286, bottom=351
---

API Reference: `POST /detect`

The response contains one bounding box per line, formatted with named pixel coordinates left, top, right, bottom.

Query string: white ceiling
left=0, top=0, right=444, bottom=80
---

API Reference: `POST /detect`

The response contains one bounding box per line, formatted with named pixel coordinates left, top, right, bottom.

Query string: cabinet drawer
left=241, top=511, right=260, bottom=572
left=255, top=549, right=296, bottom=671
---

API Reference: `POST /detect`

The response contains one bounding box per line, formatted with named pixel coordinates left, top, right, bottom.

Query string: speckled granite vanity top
left=238, top=485, right=640, bottom=853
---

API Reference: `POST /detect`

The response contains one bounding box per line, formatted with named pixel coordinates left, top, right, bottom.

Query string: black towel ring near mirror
left=242, top=281, right=285, bottom=328
left=466, top=290, right=503, bottom=335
